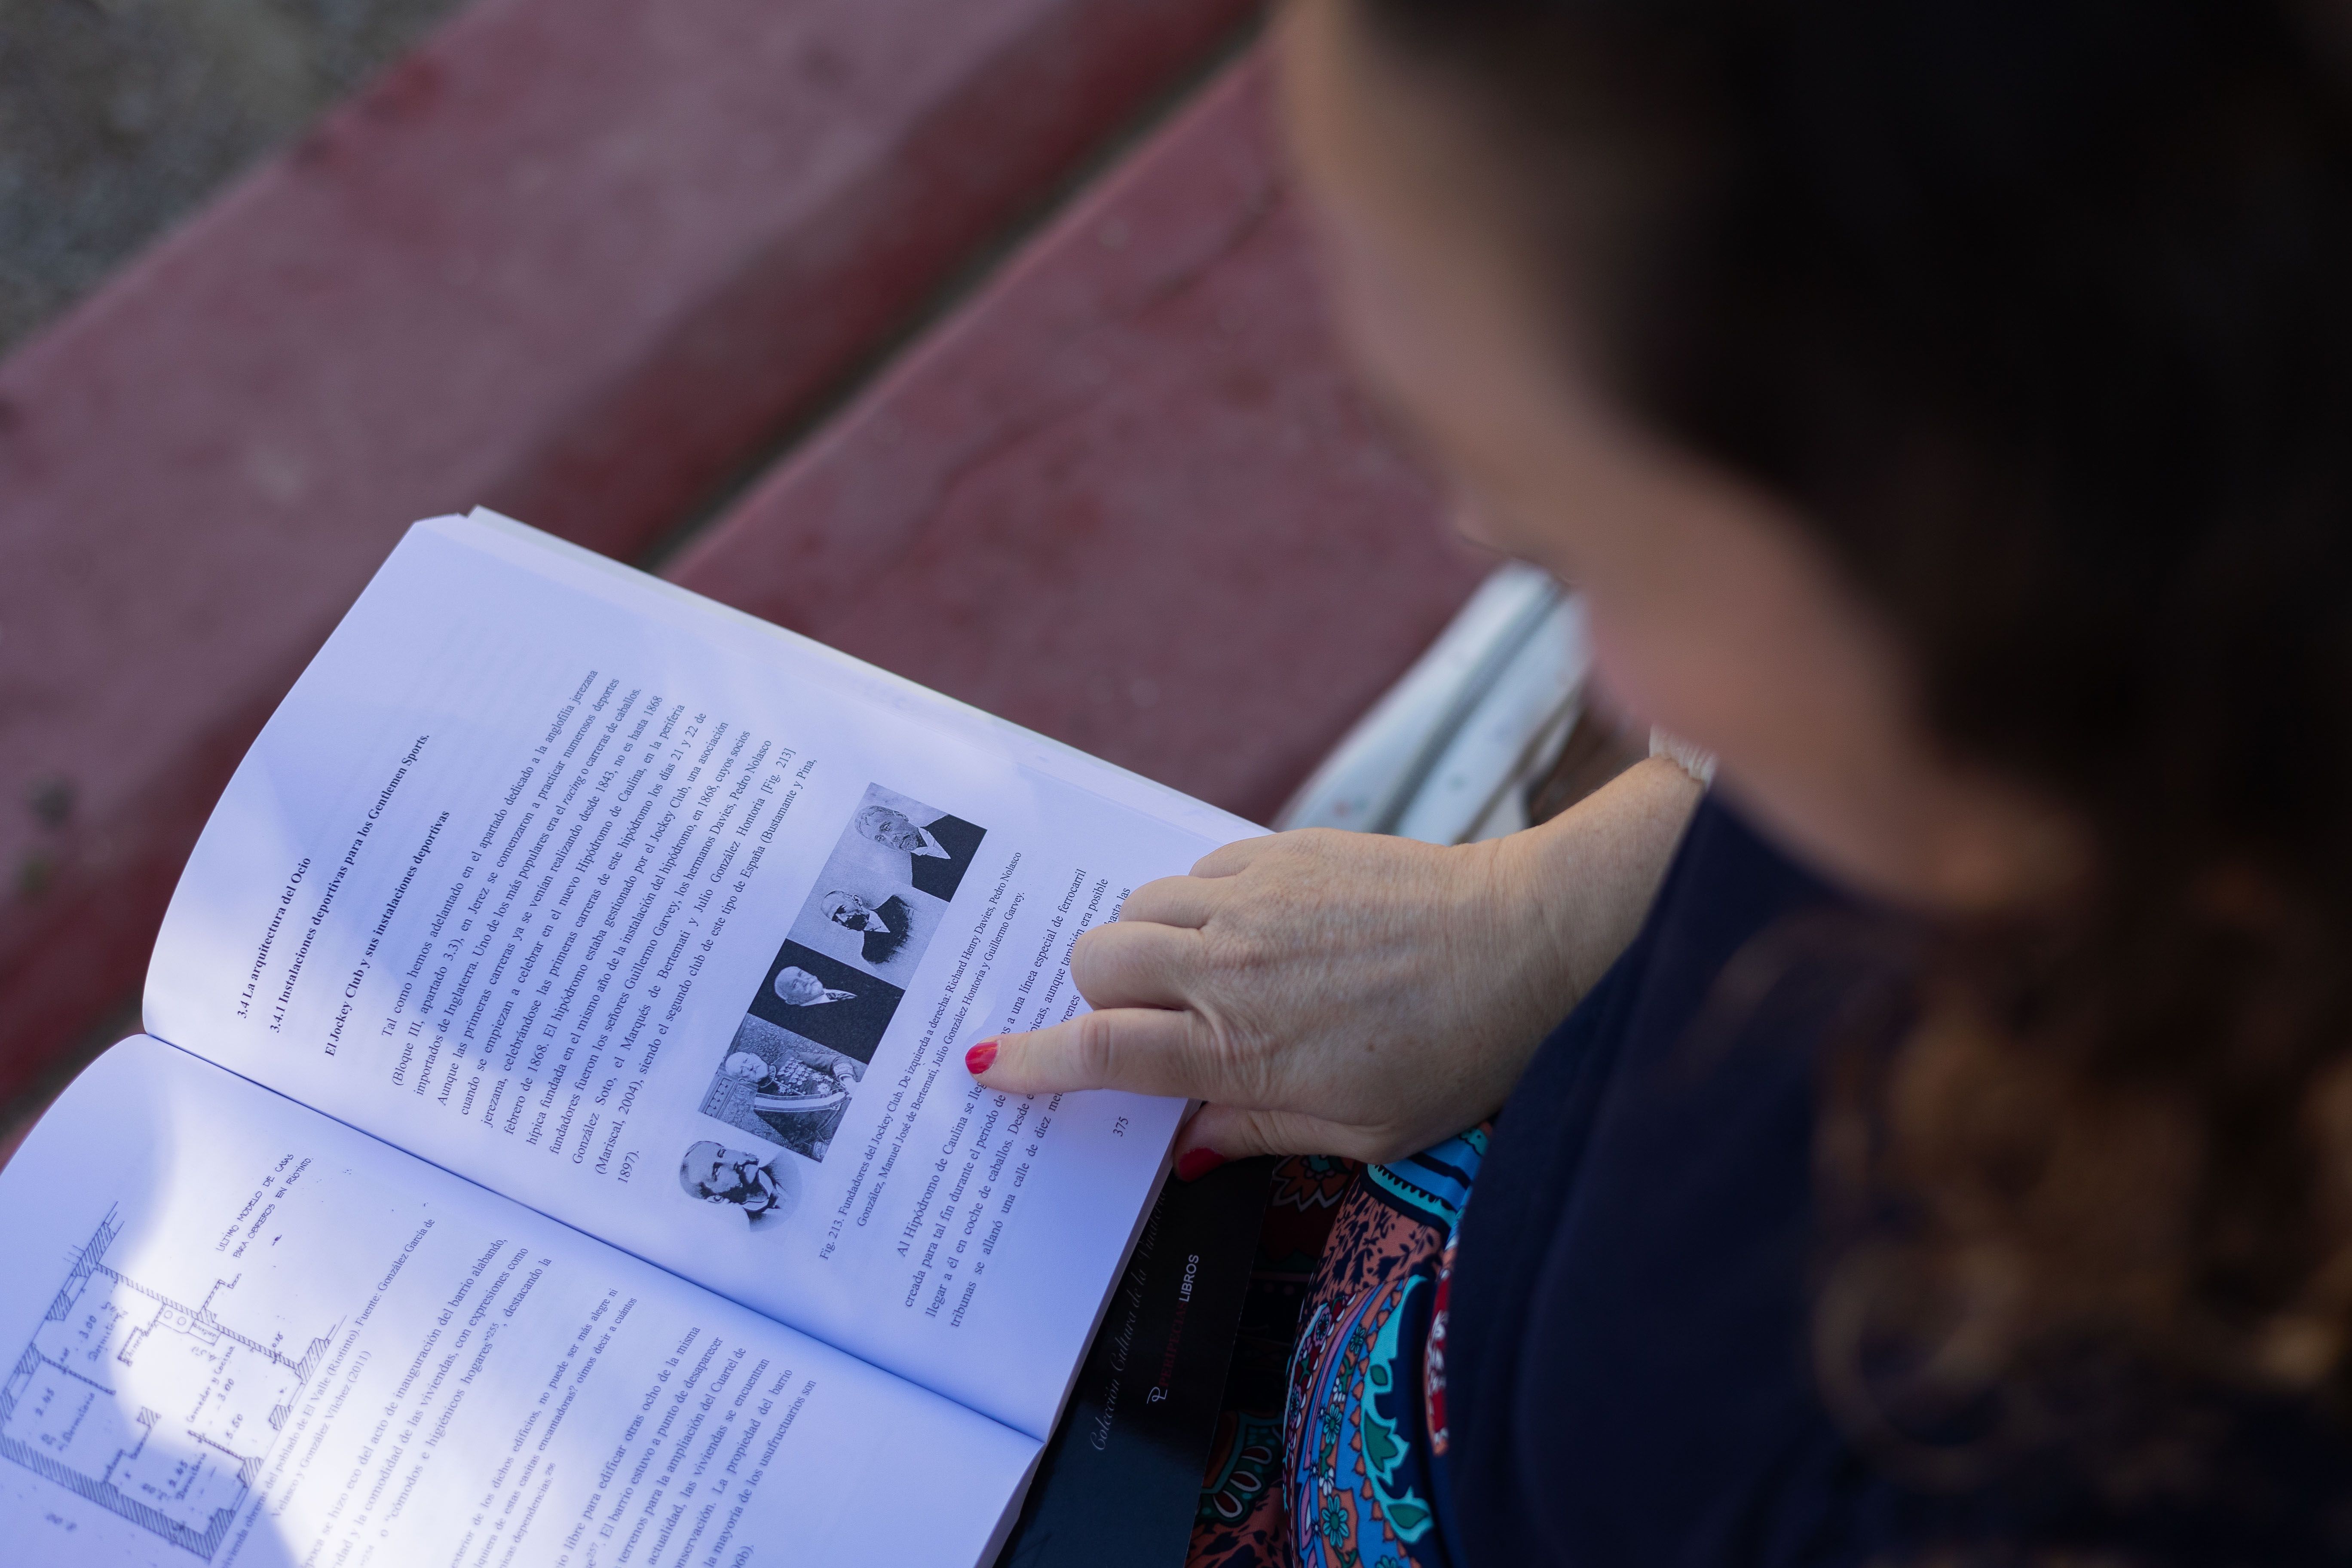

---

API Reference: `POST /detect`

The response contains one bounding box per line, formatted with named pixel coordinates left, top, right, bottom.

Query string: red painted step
left=667, top=53, right=1490, bottom=827
left=0, top=0, right=1258, bottom=1106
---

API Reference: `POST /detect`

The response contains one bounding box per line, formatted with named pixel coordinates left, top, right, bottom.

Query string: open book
left=0, top=511, right=1258, bottom=1568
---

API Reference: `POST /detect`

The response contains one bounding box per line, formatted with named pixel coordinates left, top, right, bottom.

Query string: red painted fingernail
left=1175, top=1149, right=1227, bottom=1183
left=965, top=1041, right=998, bottom=1076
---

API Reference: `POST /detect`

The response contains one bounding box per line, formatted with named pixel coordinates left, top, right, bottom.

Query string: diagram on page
left=0, top=1208, right=337, bottom=1562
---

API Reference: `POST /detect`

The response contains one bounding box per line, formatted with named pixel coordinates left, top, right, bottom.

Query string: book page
left=144, top=512, right=1260, bottom=1442
left=0, top=1036, right=1035, bottom=1568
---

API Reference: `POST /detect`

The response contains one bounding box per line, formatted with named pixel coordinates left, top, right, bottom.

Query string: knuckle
left=1124, top=875, right=1180, bottom=919
left=1205, top=925, right=1280, bottom=993
left=1073, top=1012, right=1120, bottom=1084
left=1193, top=840, right=1249, bottom=877
left=1182, top=1009, right=1228, bottom=1069
left=1068, top=926, right=1113, bottom=987
left=1195, top=922, right=1246, bottom=974
left=1225, top=1111, right=1280, bottom=1158
left=1194, top=1011, right=1278, bottom=1101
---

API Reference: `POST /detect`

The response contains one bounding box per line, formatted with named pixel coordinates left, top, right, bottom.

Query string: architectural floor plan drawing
left=0, top=1209, right=336, bottom=1561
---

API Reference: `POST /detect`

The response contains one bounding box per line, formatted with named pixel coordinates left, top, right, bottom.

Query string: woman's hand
left=969, top=756, right=1701, bottom=1166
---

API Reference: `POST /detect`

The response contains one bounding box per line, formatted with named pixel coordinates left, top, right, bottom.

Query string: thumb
left=1173, top=1103, right=1379, bottom=1175
left=967, top=1008, right=1212, bottom=1099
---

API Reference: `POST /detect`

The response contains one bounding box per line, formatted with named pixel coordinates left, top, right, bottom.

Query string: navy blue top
left=1439, top=795, right=2352, bottom=1566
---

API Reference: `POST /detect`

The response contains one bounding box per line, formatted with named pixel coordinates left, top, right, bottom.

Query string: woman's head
left=1281, top=0, right=2352, bottom=916
left=1281, top=0, right=2352, bottom=1470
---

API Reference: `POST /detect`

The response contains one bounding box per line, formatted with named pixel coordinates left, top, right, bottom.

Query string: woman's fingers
left=1190, top=835, right=1273, bottom=879
left=1068, top=920, right=1202, bottom=1010
left=1173, top=1103, right=1397, bottom=1168
left=1117, top=873, right=1224, bottom=930
left=970, top=1027, right=1421, bottom=1170
left=973, top=1007, right=1223, bottom=1100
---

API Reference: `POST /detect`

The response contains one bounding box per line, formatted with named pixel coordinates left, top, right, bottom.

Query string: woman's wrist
left=1492, top=755, right=1704, bottom=1010
left=1387, top=757, right=1700, bottom=1133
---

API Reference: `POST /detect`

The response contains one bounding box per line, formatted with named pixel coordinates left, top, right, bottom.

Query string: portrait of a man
left=821, top=888, right=914, bottom=967
left=743, top=941, right=900, bottom=1063
left=773, top=965, right=856, bottom=1006
left=781, top=785, right=962, bottom=987
left=679, top=1140, right=802, bottom=1230
left=851, top=796, right=986, bottom=902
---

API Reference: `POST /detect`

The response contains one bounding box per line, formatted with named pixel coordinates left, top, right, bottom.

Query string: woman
left=971, top=0, right=2352, bottom=1560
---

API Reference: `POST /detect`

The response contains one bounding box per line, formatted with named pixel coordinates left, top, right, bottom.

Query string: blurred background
left=0, top=0, right=1579, bottom=1158
left=1, top=0, right=470, bottom=352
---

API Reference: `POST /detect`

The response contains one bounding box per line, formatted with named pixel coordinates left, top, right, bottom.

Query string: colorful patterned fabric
left=1196, top=1408, right=1286, bottom=1548
left=1195, top=1154, right=1355, bottom=1562
left=1225, top=1155, right=1358, bottom=1414
left=1190, top=1131, right=1487, bottom=1568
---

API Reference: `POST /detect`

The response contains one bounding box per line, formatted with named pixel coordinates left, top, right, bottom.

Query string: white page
left=0, top=1036, right=1035, bottom=1568
left=145, top=512, right=1262, bottom=1442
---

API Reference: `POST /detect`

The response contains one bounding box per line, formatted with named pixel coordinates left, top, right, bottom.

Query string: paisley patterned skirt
left=1190, top=1130, right=1487, bottom=1568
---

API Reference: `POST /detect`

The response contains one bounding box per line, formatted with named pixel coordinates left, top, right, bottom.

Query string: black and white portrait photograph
left=698, top=1012, right=867, bottom=1163
left=841, top=783, right=987, bottom=903
left=743, top=938, right=902, bottom=1064
left=784, top=863, right=947, bottom=987
left=677, top=1137, right=805, bottom=1231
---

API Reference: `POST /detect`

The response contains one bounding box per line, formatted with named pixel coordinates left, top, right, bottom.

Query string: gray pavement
left=0, top=0, right=472, bottom=355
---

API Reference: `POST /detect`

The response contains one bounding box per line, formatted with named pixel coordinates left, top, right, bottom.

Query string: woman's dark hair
left=1359, top=0, right=2352, bottom=1511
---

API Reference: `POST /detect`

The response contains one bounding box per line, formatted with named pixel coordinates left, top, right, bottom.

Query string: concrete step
left=0, top=0, right=1258, bottom=1108
left=667, top=53, right=1490, bottom=829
